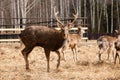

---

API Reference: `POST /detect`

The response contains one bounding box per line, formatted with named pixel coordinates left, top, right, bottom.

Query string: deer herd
left=18, top=8, right=120, bottom=72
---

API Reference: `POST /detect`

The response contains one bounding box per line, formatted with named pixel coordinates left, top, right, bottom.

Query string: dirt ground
left=0, top=40, right=120, bottom=80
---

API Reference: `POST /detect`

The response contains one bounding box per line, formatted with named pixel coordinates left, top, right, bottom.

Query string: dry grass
left=0, top=40, right=120, bottom=80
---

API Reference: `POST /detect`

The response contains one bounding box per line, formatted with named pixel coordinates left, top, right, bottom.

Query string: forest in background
left=0, top=0, right=120, bottom=37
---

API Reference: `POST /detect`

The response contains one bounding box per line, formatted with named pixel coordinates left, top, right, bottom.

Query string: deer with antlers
left=19, top=7, right=80, bottom=72
left=60, top=13, right=83, bottom=62
left=19, top=7, right=65, bottom=72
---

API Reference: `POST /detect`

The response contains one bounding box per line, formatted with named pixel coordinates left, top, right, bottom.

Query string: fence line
left=0, top=17, right=88, bottom=43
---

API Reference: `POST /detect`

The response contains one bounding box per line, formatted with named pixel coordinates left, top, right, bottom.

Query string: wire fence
left=0, top=17, right=88, bottom=43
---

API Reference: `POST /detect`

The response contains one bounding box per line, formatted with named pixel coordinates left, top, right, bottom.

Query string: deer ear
left=115, top=30, right=118, bottom=34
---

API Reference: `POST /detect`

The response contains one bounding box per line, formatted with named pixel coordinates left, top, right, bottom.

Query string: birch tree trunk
left=98, top=1, right=103, bottom=33
left=97, top=0, right=100, bottom=33
left=116, top=0, right=120, bottom=29
left=0, top=1, right=5, bottom=28
left=84, top=0, right=86, bottom=26
left=19, top=0, right=36, bottom=28
left=92, top=0, right=95, bottom=30
left=79, top=0, right=81, bottom=18
left=90, top=0, right=93, bottom=30
left=104, top=0, right=109, bottom=33
left=12, top=0, right=18, bottom=28
left=50, top=0, right=54, bottom=27
left=111, top=0, right=113, bottom=33
left=90, top=0, right=95, bottom=31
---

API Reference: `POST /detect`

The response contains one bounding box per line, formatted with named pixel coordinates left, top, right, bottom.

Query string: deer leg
left=22, top=47, right=33, bottom=70
left=61, top=46, right=66, bottom=61
left=118, top=53, right=120, bottom=64
left=75, top=45, right=78, bottom=61
left=107, top=49, right=110, bottom=60
left=55, top=51, right=61, bottom=70
left=70, top=43, right=77, bottom=62
left=44, top=49, right=50, bottom=72
left=71, top=48, right=76, bottom=62
left=112, top=49, right=116, bottom=62
left=98, top=49, right=104, bottom=63
left=99, top=54, right=102, bottom=63
left=62, top=51, right=66, bottom=61
left=119, top=56, right=120, bottom=64
left=114, top=52, right=118, bottom=64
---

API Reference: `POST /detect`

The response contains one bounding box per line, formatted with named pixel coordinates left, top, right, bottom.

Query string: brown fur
left=61, top=27, right=82, bottom=62
left=19, top=26, right=65, bottom=72
left=97, top=30, right=120, bottom=63
left=114, top=39, right=120, bottom=64
left=114, top=30, right=120, bottom=64
left=97, top=35, right=117, bottom=63
left=20, top=7, right=78, bottom=72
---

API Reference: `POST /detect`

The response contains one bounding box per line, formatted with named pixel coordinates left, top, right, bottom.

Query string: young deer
left=61, top=34, right=81, bottom=62
left=97, top=30, right=120, bottom=63
left=19, top=7, right=72, bottom=72
left=97, top=35, right=117, bottom=63
left=61, top=26, right=83, bottom=62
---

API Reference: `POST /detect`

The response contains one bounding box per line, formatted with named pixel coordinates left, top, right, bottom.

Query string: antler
left=71, top=12, right=78, bottom=24
left=54, top=7, right=64, bottom=28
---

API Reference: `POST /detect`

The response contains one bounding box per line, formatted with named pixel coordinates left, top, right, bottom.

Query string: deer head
left=115, top=30, right=120, bottom=39
left=54, top=7, right=79, bottom=39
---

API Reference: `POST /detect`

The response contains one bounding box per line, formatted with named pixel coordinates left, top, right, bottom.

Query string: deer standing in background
left=97, top=30, right=120, bottom=63
left=60, top=12, right=83, bottom=62
left=97, top=35, right=116, bottom=63
left=19, top=7, right=77, bottom=72
left=61, top=27, right=83, bottom=62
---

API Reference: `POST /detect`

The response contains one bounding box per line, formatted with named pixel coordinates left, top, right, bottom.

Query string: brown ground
left=0, top=40, right=120, bottom=80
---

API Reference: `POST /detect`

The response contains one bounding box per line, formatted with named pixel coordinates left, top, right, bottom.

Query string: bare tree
left=19, top=0, right=36, bottom=28
left=116, top=0, right=120, bottom=29
left=111, top=0, right=113, bottom=33
left=90, top=0, right=95, bottom=30
left=104, top=0, right=109, bottom=33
